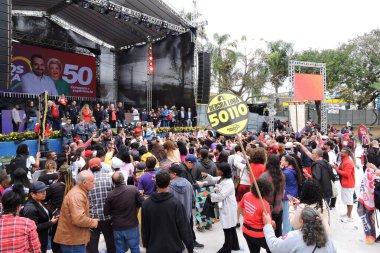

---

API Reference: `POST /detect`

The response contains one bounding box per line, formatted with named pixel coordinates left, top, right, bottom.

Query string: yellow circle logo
left=207, top=93, right=249, bottom=136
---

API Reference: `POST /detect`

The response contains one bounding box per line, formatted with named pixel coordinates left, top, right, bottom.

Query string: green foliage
left=296, top=29, right=380, bottom=109
left=210, top=33, right=267, bottom=101
left=264, top=40, right=294, bottom=107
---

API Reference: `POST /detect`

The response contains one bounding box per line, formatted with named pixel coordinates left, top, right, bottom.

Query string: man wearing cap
left=104, top=171, right=144, bottom=253
left=54, top=170, right=99, bottom=253
left=21, top=181, right=59, bottom=253
left=87, top=158, right=115, bottom=253
left=179, top=154, right=203, bottom=190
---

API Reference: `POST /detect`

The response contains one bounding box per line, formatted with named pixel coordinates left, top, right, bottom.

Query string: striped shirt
left=260, top=171, right=285, bottom=214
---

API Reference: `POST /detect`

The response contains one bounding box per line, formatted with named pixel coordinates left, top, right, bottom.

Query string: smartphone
left=52, top=209, right=60, bottom=217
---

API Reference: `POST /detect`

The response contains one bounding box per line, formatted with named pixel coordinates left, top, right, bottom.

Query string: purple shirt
left=137, top=170, right=157, bottom=195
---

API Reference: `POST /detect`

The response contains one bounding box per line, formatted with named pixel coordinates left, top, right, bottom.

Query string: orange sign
left=294, top=73, right=324, bottom=101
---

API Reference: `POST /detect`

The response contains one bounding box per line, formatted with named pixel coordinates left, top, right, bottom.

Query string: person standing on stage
left=67, top=101, right=79, bottom=125
left=61, top=118, right=74, bottom=146
left=93, top=103, right=104, bottom=128
left=86, top=116, right=98, bottom=141
left=116, top=102, right=125, bottom=128
left=12, top=104, right=22, bottom=132
left=21, top=54, right=58, bottom=95
left=74, top=118, right=87, bottom=142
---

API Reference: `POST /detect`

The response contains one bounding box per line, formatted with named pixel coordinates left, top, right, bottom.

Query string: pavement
left=91, top=145, right=380, bottom=252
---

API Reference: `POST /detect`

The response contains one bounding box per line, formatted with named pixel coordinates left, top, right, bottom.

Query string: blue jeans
left=113, top=226, right=140, bottom=253
left=162, top=119, right=169, bottom=127
left=27, top=117, right=37, bottom=131
left=60, top=244, right=86, bottom=253
left=282, top=200, right=291, bottom=235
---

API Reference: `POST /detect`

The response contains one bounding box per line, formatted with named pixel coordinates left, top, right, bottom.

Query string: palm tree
left=265, top=40, right=293, bottom=108
left=212, top=33, right=238, bottom=92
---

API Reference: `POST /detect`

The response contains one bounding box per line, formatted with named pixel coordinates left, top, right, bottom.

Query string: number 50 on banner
left=207, top=93, right=249, bottom=136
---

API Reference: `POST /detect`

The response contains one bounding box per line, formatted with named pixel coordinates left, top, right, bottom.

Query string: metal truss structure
left=289, top=60, right=327, bottom=133
left=146, top=41, right=153, bottom=111
left=13, top=31, right=94, bottom=56
left=85, top=0, right=187, bottom=33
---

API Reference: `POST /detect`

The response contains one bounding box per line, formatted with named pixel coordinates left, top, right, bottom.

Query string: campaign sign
left=10, top=43, right=96, bottom=97
left=207, top=93, right=249, bottom=136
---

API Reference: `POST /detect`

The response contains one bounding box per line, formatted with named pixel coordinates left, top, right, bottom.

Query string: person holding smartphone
left=20, top=181, right=59, bottom=253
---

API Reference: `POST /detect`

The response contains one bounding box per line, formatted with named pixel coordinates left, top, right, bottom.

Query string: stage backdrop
left=118, top=32, right=195, bottom=109
left=9, top=42, right=96, bottom=97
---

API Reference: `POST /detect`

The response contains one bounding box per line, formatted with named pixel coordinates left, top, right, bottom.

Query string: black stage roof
left=12, top=0, right=194, bottom=48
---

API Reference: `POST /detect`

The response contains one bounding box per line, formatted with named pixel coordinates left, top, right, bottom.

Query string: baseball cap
left=89, top=158, right=101, bottom=169
left=85, top=150, right=94, bottom=158
left=30, top=181, right=48, bottom=193
left=112, top=157, right=123, bottom=169
left=185, top=154, right=197, bottom=163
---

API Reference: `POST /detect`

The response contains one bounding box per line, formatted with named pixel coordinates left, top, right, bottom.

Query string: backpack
left=6, top=155, right=28, bottom=178
left=52, top=105, right=59, bottom=119
left=167, top=114, right=172, bottom=121
left=374, top=180, right=380, bottom=210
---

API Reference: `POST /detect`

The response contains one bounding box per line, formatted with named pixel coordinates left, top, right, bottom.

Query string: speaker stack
left=0, top=0, right=11, bottom=89
left=197, top=52, right=211, bottom=104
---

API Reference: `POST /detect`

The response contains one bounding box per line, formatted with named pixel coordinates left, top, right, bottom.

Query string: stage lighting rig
left=123, top=14, right=131, bottom=21
left=147, top=44, right=154, bottom=75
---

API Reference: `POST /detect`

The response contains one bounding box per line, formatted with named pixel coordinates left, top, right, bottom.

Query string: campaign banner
left=10, top=43, right=96, bottom=97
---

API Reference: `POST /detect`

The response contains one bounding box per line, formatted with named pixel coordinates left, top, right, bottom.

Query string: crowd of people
left=1, top=114, right=380, bottom=253
left=11, top=96, right=197, bottom=133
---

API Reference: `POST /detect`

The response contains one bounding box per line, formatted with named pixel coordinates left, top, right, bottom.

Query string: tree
left=210, top=34, right=267, bottom=101
left=265, top=40, right=294, bottom=108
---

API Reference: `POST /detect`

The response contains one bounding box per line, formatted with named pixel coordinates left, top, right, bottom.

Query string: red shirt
left=0, top=214, right=41, bottom=253
left=82, top=109, right=92, bottom=122
left=34, top=123, right=51, bottom=137
left=336, top=156, right=355, bottom=188
left=250, top=163, right=265, bottom=180
left=134, top=127, right=143, bottom=137
left=239, top=192, right=271, bottom=238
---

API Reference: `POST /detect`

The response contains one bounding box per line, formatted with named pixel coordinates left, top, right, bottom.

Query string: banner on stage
left=288, top=102, right=305, bottom=133
left=9, top=42, right=96, bottom=97
left=207, top=93, right=249, bottom=136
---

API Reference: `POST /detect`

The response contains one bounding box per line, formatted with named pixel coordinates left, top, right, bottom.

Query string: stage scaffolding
left=289, top=60, right=327, bottom=133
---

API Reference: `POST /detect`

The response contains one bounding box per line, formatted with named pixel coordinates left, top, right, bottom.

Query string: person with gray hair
left=263, top=207, right=337, bottom=253
left=295, top=143, right=335, bottom=204
left=54, top=170, right=99, bottom=253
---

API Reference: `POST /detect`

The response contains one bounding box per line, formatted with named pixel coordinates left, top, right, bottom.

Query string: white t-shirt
left=133, top=109, right=139, bottom=121
left=72, top=157, right=86, bottom=176
left=26, top=156, right=36, bottom=170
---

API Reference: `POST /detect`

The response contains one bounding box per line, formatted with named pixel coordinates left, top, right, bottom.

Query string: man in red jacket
left=333, top=148, right=355, bottom=222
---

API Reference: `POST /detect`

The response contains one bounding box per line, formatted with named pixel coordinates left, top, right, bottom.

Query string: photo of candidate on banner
left=10, top=43, right=96, bottom=97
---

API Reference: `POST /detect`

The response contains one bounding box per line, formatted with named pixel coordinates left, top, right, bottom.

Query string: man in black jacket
left=311, top=148, right=335, bottom=203
left=141, top=170, right=194, bottom=253
left=21, top=181, right=59, bottom=253
left=104, top=171, right=144, bottom=253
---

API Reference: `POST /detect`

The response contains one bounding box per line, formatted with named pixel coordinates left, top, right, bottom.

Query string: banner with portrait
left=10, top=42, right=96, bottom=97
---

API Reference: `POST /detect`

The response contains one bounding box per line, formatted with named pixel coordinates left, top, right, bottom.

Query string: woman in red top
left=81, top=104, right=92, bottom=122
left=249, top=147, right=267, bottom=179
left=238, top=178, right=273, bottom=253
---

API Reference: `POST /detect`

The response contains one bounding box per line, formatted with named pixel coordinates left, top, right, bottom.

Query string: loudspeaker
left=247, top=103, right=267, bottom=115
left=0, top=0, right=11, bottom=89
left=197, top=52, right=211, bottom=104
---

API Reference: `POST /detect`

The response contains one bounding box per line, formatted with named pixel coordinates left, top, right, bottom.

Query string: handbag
left=201, top=195, right=218, bottom=218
